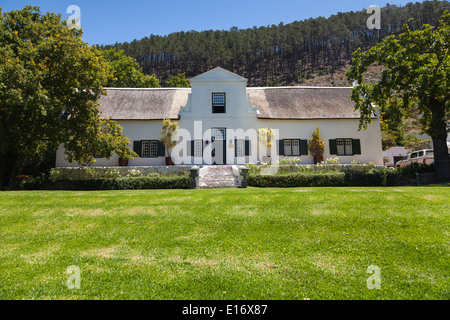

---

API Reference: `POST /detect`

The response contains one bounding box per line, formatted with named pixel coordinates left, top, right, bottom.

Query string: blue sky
left=0, top=0, right=429, bottom=45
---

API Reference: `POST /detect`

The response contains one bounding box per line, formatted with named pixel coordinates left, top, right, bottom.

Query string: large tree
left=347, top=12, right=450, bottom=182
left=103, top=48, right=160, bottom=88
left=0, top=6, right=135, bottom=187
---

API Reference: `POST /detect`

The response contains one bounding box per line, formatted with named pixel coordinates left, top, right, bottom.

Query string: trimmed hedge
left=17, top=175, right=191, bottom=190
left=247, top=163, right=436, bottom=187
left=248, top=171, right=404, bottom=187
left=248, top=172, right=346, bottom=187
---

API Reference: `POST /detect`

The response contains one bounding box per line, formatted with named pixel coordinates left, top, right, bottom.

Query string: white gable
left=190, top=67, right=247, bottom=83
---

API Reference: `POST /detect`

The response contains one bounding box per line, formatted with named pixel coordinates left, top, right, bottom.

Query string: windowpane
left=142, top=141, right=150, bottom=157
left=142, top=141, right=158, bottom=157
left=150, top=141, right=158, bottom=157
left=212, top=128, right=225, bottom=140
left=292, top=140, right=300, bottom=156
left=236, top=139, right=244, bottom=157
left=194, top=140, right=203, bottom=157
left=284, top=140, right=292, bottom=156
left=336, top=139, right=345, bottom=155
left=344, top=139, right=353, bottom=155
left=212, top=93, right=225, bottom=105
left=212, top=93, right=226, bottom=113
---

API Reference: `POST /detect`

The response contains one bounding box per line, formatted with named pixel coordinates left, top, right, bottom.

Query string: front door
left=211, top=128, right=226, bottom=165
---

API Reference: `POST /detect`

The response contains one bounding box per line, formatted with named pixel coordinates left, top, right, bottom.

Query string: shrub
left=248, top=172, right=346, bottom=187
left=17, top=175, right=190, bottom=190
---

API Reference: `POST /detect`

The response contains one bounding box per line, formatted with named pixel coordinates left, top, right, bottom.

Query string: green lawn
left=0, top=186, right=448, bottom=300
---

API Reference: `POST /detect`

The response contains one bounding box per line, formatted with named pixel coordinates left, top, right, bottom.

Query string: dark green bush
left=248, top=170, right=406, bottom=187
left=18, top=175, right=190, bottom=190
left=395, top=163, right=435, bottom=175
left=248, top=172, right=346, bottom=187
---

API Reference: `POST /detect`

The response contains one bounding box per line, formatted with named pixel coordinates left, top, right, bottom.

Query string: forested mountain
left=100, top=1, right=450, bottom=87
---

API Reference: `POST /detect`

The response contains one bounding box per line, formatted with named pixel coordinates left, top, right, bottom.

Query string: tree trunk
left=430, top=106, right=450, bottom=183
left=0, top=151, right=5, bottom=189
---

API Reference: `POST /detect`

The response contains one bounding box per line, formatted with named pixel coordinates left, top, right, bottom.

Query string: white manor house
left=56, top=67, right=383, bottom=167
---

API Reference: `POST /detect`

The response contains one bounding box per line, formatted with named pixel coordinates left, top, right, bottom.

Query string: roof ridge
left=104, top=87, right=191, bottom=91
left=248, top=86, right=353, bottom=90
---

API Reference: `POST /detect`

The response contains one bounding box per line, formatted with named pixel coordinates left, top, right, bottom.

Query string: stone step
left=199, top=165, right=240, bottom=188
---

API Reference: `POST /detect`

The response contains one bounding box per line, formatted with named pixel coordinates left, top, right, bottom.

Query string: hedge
left=248, top=171, right=404, bottom=187
left=248, top=172, right=346, bottom=187
left=17, top=175, right=191, bottom=190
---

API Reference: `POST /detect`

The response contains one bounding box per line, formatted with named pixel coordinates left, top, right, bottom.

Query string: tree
left=308, top=126, right=325, bottom=156
left=104, top=48, right=160, bottom=88
left=165, top=72, right=190, bottom=87
left=347, top=12, right=450, bottom=181
left=160, top=119, right=179, bottom=156
left=0, top=6, right=135, bottom=187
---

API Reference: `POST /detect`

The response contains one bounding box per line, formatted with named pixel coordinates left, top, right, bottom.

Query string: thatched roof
left=98, top=86, right=362, bottom=120
left=98, top=88, right=189, bottom=120
left=247, top=87, right=360, bottom=119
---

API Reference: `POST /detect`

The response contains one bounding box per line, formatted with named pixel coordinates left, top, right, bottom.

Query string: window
left=410, top=152, right=418, bottom=159
left=336, top=138, right=353, bottom=156
left=212, top=128, right=226, bottom=141
left=284, top=140, right=292, bottom=156
left=142, top=140, right=158, bottom=158
left=236, top=139, right=245, bottom=157
left=212, top=93, right=226, bottom=113
left=292, top=140, right=300, bottom=156
left=330, top=139, right=361, bottom=156
left=194, top=140, right=203, bottom=157
left=283, top=139, right=300, bottom=156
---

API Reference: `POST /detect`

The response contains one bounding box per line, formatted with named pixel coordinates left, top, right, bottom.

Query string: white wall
left=56, top=117, right=383, bottom=167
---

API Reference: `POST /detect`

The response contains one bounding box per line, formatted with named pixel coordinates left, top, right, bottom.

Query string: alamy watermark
left=366, top=265, right=381, bottom=289
left=66, top=265, right=81, bottom=289
left=367, top=5, right=381, bottom=30
left=66, top=5, right=81, bottom=30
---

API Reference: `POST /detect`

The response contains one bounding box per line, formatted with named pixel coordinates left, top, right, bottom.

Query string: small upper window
left=212, top=93, right=226, bottom=113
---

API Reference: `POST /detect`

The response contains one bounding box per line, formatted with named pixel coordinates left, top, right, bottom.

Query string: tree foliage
left=166, top=72, right=190, bottom=87
left=160, top=119, right=179, bottom=155
left=347, top=12, right=450, bottom=181
left=0, top=6, right=135, bottom=186
left=101, top=2, right=449, bottom=86
left=308, top=126, right=325, bottom=156
left=103, top=48, right=160, bottom=88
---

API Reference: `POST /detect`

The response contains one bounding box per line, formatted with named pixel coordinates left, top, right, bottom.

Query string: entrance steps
left=199, top=165, right=240, bottom=188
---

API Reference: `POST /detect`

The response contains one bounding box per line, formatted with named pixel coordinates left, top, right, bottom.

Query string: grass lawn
left=0, top=186, right=448, bottom=300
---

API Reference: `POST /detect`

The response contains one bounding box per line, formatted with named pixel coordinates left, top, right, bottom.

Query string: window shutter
left=133, top=141, right=142, bottom=157
left=278, top=140, right=284, bottom=156
left=235, top=139, right=237, bottom=157
left=245, top=140, right=251, bottom=156
left=158, top=141, right=165, bottom=157
left=329, top=139, right=337, bottom=155
left=352, top=139, right=361, bottom=155
left=189, top=140, right=194, bottom=157
left=300, top=140, right=308, bottom=155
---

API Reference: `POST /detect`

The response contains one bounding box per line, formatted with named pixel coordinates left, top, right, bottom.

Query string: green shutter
left=278, top=140, right=284, bottom=156
left=352, top=139, right=361, bottom=155
left=158, top=141, right=165, bottom=157
left=245, top=140, right=251, bottom=156
left=189, top=140, right=194, bottom=156
left=133, top=141, right=142, bottom=157
left=300, top=140, right=308, bottom=155
left=329, top=139, right=337, bottom=155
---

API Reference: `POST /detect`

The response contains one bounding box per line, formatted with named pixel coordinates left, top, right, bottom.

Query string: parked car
left=395, top=149, right=434, bottom=168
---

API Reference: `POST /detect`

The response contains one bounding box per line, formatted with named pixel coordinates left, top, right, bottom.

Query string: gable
left=190, top=67, right=247, bottom=82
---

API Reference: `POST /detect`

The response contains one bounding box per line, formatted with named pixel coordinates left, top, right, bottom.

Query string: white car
left=395, top=149, right=434, bottom=168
